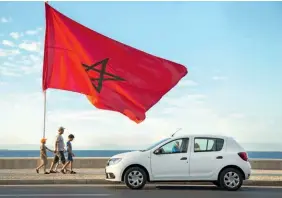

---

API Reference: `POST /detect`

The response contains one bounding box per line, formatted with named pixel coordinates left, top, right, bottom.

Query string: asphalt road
left=0, top=185, right=282, bottom=198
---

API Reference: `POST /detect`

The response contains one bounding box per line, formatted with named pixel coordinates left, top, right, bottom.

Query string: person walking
left=53, top=159, right=61, bottom=173
left=36, top=138, right=53, bottom=174
left=61, top=134, right=76, bottom=174
left=48, top=126, right=66, bottom=173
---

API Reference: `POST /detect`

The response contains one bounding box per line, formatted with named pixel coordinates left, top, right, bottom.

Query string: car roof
left=172, top=134, right=232, bottom=139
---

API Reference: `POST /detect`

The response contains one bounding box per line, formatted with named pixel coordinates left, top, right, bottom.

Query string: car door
left=150, top=138, right=190, bottom=180
left=189, top=137, right=225, bottom=180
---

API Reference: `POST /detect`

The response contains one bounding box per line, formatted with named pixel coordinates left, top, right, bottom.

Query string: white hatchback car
left=105, top=135, right=251, bottom=191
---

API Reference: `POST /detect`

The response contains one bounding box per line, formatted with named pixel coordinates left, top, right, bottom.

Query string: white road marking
left=0, top=194, right=111, bottom=197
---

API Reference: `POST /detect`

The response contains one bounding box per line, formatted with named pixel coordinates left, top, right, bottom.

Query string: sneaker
left=49, top=170, right=56, bottom=173
left=44, top=172, right=50, bottom=174
left=36, top=169, right=39, bottom=174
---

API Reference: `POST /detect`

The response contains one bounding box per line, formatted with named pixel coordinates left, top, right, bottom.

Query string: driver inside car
left=172, top=141, right=181, bottom=153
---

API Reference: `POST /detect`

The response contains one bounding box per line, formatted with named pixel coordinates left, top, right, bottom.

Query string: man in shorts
left=49, top=126, right=66, bottom=173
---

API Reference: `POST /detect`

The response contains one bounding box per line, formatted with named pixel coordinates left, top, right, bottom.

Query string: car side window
left=194, top=138, right=224, bottom=152
left=157, top=138, right=188, bottom=154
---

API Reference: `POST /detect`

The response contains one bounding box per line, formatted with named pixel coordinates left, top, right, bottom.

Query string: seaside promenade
left=0, top=157, right=282, bottom=186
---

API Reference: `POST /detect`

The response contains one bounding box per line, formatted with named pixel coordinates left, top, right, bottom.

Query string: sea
left=0, top=150, right=282, bottom=159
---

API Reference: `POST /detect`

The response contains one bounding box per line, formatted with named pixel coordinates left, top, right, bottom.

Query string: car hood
left=110, top=150, right=143, bottom=159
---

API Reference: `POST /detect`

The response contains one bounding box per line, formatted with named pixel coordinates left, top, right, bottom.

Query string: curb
left=0, top=179, right=108, bottom=185
left=0, top=179, right=282, bottom=186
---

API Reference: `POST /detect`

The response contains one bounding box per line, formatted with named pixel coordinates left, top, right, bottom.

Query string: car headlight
left=108, top=158, right=122, bottom=166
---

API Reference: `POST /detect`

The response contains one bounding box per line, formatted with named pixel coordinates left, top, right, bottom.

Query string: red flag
left=43, top=3, right=188, bottom=123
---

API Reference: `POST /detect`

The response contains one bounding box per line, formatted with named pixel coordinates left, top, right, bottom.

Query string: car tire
left=212, top=181, right=221, bottom=188
left=219, top=168, right=243, bottom=191
left=124, top=167, right=147, bottom=190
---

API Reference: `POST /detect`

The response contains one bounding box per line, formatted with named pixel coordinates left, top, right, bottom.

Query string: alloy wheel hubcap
left=128, top=171, right=144, bottom=187
left=224, top=171, right=240, bottom=188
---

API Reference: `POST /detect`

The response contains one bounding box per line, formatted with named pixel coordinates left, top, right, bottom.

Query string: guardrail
left=0, top=157, right=281, bottom=170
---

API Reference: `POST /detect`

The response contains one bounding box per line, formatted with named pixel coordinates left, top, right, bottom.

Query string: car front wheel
left=124, top=167, right=147, bottom=190
left=212, top=181, right=221, bottom=187
left=219, top=168, right=243, bottom=191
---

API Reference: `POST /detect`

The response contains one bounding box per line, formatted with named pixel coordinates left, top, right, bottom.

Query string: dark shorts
left=67, top=153, right=73, bottom=162
left=53, top=151, right=66, bottom=164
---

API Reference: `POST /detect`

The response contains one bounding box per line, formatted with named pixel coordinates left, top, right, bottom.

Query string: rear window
left=194, top=138, right=224, bottom=152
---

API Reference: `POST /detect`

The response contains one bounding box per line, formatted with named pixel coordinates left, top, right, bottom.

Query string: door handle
left=180, top=157, right=187, bottom=160
left=216, top=156, right=223, bottom=159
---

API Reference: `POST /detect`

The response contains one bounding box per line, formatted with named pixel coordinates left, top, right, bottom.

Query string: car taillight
left=238, top=152, right=248, bottom=161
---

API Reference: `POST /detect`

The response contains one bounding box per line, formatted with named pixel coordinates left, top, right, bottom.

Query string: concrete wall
left=251, top=159, right=282, bottom=170
left=0, top=158, right=282, bottom=170
left=0, top=157, right=108, bottom=169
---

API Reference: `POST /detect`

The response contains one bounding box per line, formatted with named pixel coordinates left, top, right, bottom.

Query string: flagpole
left=43, top=91, right=47, bottom=138
left=42, top=0, right=48, bottom=138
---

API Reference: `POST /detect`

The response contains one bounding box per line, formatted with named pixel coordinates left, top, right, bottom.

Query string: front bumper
left=105, top=164, right=123, bottom=182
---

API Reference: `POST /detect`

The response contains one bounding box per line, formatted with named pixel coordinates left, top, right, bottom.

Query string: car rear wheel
left=124, top=167, right=147, bottom=190
left=219, top=168, right=243, bottom=191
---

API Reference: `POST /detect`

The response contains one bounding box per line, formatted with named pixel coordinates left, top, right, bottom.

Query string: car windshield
left=141, top=138, right=171, bottom=151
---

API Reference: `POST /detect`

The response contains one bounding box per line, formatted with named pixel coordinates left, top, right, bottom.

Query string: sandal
left=44, top=172, right=50, bottom=174
left=60, top=170, right=66, bottom=174
left=36, top=169, right=39, bottom=174
left=49, top=170, right=56, bottom=173
left=70, top=171, right=76, bottom=174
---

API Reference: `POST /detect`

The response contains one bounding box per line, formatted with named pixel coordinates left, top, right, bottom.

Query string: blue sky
left=0, top=1, right=281, bottom=150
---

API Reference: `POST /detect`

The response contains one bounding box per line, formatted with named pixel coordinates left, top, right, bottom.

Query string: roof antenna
left=171, top=128, right=182, bottom=137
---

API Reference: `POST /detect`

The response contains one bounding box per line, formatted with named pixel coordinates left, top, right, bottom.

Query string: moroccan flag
left=42, top=3, right=188, bottom=123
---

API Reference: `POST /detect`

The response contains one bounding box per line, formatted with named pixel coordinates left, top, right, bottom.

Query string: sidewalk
left=0, top=169, right=282, bottom=185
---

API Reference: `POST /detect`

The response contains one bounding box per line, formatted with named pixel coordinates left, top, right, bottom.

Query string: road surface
left=0, top=185, right=282, bottom=197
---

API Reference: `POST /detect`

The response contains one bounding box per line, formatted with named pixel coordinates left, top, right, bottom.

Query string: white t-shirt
left=55, top=134, right=65, bottom=151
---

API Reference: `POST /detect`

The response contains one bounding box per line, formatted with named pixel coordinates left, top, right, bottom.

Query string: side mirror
left=154, top=148, right=162, bottom=155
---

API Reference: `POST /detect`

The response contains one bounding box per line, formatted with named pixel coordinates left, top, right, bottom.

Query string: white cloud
left=25, top=30, right=37, bottom=35
left=7, top=56, right=14, bottom=61
left=0, top=90, right=215, bottom=149
left=0, top=67, right=20, bottom=76
left=2, top=40, right=15, bottom=47
left=0, top=62, right=21, bottom=77
left=0, top=87, right=281, bottom=150
left=212, top=76, right=228, bottom=81
left=165, top=94, right=207, bottom=107
left=0, top=81, right=7, bottom=85
left=25, top=27, right=43, bottom=35
left=10, top=32, right=21, bottom=40
left=0, top=17, right=11, bottom=23
left=19, top=41, right=41, bottom=52
left=0, top=48, right=20, bottom=57
left=229, top=113, right=245, bottom=119
left=29, top=54, right=40, bottom=62
left=178, top=80, right=198, bottom=87
left=0, top=54, right=42, bottom=76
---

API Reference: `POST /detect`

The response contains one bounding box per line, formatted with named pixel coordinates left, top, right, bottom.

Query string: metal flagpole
left=43, top=91, right=47, bottom=138
left=42, top=0, right=48, bottom=138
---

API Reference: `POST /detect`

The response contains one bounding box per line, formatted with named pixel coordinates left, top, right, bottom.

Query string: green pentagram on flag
left=82, top=58, right=125, bottom=93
